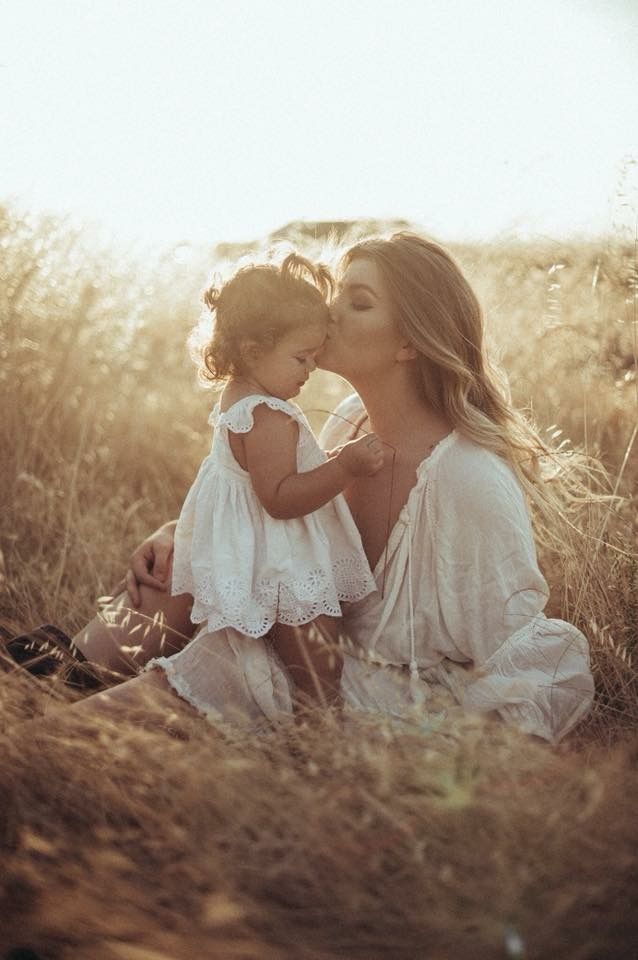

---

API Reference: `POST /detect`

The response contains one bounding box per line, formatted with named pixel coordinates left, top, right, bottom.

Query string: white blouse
left=321, top=394, right=594, bottom=743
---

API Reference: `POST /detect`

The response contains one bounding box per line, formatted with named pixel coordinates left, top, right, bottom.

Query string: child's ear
left=239, top=339, right=262, bottom=365
left=395, top=342, right=418, bottom=362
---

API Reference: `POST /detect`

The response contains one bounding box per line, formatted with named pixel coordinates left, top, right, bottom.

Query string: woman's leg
left=67, top=617, right=343, bottom=729
left=71, top=587, right=196, bottom=680
left=67, top=664, right=198, bottom=725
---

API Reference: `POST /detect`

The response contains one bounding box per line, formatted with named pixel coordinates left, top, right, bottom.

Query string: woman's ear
left=395, top=342, right=418, bottom=362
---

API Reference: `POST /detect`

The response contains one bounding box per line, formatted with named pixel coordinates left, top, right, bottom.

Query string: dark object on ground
left=4, top=948, right=44, bottom=960
left=1, top=623, right=104, bottom=690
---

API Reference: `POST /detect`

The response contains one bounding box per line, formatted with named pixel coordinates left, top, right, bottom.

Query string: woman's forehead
left=341, top=257, right=384, bottom=293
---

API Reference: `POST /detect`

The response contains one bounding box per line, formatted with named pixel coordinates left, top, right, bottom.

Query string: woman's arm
left=432, top=446, right=594, bottom=743
left=241, top=405, right=383, bottom=520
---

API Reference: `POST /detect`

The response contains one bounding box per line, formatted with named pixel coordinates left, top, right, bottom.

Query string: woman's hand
left=116, top=521, right=177, bottom=607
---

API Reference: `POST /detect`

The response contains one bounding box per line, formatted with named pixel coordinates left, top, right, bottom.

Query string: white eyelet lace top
left=170, top=394, right=377, bottom=637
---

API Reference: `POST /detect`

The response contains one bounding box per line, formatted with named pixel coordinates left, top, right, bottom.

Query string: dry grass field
left=1, top=205, right=637, bottom=959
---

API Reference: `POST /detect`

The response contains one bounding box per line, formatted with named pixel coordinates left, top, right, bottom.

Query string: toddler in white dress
left=155, top=254, right=381, bottom=713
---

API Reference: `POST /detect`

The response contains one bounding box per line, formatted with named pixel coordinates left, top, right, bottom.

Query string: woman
left=13, top=233, right=594, bottom=742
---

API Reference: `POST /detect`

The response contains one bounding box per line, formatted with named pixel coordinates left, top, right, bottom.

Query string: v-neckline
left=371, top=430, right=458, bottom=579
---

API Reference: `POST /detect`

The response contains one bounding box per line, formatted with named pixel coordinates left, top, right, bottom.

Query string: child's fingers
left=362, top=449, right=384, bottom=475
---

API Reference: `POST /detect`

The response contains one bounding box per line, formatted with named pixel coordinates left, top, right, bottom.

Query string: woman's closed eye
left=334, top=294, right=371, bottom=311
left=351, top=300, right=372, bottom=311
left=335, top=284, right=375, bottom=310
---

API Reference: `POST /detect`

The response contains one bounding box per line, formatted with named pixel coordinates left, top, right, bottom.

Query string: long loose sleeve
left=431, top=437, right=594, bottom=742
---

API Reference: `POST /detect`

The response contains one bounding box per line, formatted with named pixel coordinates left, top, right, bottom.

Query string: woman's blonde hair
left=198, top=253, right=333, bottom=382
left=339, top=232, right=598, bottom=544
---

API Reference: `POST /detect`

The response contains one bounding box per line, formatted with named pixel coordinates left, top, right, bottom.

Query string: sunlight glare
left=1, top=0, right=636, bottom=249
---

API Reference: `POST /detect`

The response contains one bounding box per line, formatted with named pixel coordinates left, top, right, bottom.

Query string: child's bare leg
left=271, top=615, right=343, bottom=710
left=72, top=587, right=196, bottom=679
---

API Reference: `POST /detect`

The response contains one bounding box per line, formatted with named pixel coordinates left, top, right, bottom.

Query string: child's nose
left=307, top=357, right=317, bottom=372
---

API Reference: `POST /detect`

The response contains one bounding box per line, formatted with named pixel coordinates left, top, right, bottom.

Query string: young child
left=167, top=252, right=383, bottom=709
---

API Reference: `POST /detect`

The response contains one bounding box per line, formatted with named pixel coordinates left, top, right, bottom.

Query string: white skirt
left=145, top=625, right=461, bottom=728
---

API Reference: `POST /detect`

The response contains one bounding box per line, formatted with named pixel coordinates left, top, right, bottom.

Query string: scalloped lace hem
left=144, top=656, right=226, bottom=724
left=176, top=561, right=377, bottom=639
left=197, top=601, right=337, bottom=639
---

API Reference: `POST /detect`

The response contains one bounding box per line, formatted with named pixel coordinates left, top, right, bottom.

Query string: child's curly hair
left=199, top=253, right=334, bottom=383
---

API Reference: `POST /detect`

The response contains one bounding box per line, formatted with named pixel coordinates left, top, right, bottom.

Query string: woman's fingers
left=130, top=562, right=168, bottom=593
left=150, top=542, right=172, bottom=584
left=121, top=525, right=176, bottom=608
left=125, top=568, right=142, bottom=608
left=126, top=549, right=167, bottom=607
left=125, top=564, right=167, bottom=605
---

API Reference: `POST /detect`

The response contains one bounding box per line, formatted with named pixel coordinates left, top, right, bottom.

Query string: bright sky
left=1, top=0, right=636, bottom=250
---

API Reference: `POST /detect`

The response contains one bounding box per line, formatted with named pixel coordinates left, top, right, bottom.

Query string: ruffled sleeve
left=210, top=394, right=306, bottom=433
left=431, top=439, right=594, bottom=743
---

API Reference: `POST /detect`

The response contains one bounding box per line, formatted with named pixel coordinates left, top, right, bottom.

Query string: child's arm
left=239, top=405, right=383, bottom=520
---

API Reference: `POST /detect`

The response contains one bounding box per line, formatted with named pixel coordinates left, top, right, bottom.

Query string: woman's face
left=317, top=257, right=404, bottom=380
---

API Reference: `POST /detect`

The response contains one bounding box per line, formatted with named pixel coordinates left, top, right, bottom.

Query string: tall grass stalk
left=1, top=205, right=638, bottom=957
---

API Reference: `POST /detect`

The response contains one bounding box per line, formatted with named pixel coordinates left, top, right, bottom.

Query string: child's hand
left=336, top=433, right=384, bottom=477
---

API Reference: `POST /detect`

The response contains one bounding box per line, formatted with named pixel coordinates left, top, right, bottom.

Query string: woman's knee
left=70, top=668, right=195, bottom=724
left=74, top=589, right=195, bottom=674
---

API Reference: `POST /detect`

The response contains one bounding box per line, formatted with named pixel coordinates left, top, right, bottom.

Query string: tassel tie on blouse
left=366, top=505, right=426, bottom=707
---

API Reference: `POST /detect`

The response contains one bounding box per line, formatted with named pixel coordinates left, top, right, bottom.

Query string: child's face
left=246, top=322, right=327, bottom=400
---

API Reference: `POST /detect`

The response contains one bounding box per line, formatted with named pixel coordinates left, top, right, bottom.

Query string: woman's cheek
left=338, top=309, right=364, bottom=344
